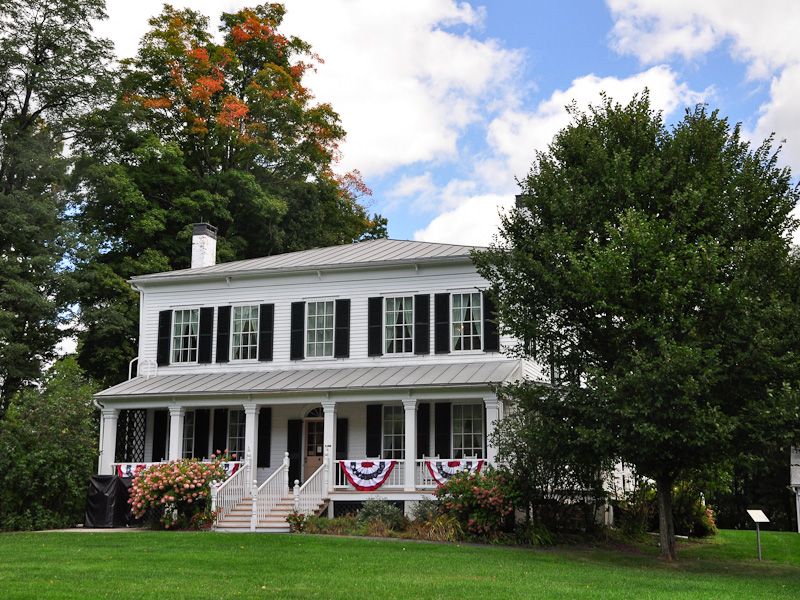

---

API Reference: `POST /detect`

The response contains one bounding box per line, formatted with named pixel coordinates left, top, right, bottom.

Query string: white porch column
left=403, top=398, right=417, bottom=491
left=484, top=396, right=500, bottom=464
left=243, top=402, right=259, bottom=485
left=168, top=405, right=185, bottom=461
left=99, top=407, right=119, bottom=475
left=322, top=398, right=337, bottom=493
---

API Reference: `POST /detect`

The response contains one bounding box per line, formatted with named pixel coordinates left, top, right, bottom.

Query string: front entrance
left=304, top=419, right=324, bottom=479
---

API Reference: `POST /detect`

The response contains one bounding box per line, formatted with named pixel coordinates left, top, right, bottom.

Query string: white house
left=94, top=224, right=545, bottom=530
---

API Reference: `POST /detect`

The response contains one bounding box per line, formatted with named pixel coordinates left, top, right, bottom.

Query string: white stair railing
left=293, top=449, right=329, bottom=515
left=253, top=452, right=291, bottom=530
left=211, top=457, right=250, bottom=522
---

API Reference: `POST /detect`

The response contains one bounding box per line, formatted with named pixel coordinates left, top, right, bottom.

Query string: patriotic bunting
left=425, top=459, right=484, bottom=486
left=340, top=460, right=397, bottom=491
left=113, top=461, right=241, bottom=479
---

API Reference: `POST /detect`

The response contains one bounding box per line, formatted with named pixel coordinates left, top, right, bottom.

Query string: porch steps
left=215, top=496, right=327, bottom=533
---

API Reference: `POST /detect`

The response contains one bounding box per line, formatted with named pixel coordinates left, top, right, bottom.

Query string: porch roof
left=95, top=361, right=520, bottom=399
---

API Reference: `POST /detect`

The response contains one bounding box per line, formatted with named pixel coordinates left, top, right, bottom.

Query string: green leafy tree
left=474, top=93, right=800, bottom=560
left=0, top=0, right=112, bottom=407
left=0, top=357, right=98, bottom=530
left=71, top=3, right=385, bottom=386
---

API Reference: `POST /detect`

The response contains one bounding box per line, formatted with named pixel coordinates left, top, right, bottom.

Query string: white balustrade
left=415, top=459, right=438, bottom=489
left=294, top=450, right=329, bottom=515
left=254, top=452, right=291, bottom=526
left=212, top=461, right=248, bottom=521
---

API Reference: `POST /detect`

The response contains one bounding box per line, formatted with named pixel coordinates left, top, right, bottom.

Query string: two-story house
left=94, top=224, right=544, bottom=530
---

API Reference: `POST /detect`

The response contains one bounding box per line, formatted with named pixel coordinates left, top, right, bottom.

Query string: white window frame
left=384, top=296, right=414, bottom=355
left=382, top=405, right=405, bottom=459
left=305, top=300, right=335, bottom=359
left=227, top=409, right=246, bottom=458
left=182, top=410, right=195, bottom=459
left=171, top=308, right=200, bottom=364
left=452, top=403, right=484, bottom=459
left=450, top=292, right=483, bottom=352
left=230, top=304, right=260, bottom=362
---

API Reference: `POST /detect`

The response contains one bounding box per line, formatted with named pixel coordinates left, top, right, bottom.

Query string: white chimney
left=191, top=223, right=217, bottom=268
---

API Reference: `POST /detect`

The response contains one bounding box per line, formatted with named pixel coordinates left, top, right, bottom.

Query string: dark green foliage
left=474, top=92, right=800, bottom=559
left=355, top=499, right=406, bottom=531
left=0, top=358, right=98, bottom=530
left=0, top=0, right=112, bottom=405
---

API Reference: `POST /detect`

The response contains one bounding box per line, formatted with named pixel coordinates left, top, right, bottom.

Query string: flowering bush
left=434, top=468, right=516, bottom=538
left=286, top=510, right=307, bottom=533
left=128, top=452, right=234, bottom=529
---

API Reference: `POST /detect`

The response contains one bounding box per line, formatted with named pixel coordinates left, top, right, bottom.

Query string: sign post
left=747, top=509, right=770, bottom=560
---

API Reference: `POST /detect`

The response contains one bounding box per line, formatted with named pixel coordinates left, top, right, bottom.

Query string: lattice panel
left=115, top=409, right=146, bottom=463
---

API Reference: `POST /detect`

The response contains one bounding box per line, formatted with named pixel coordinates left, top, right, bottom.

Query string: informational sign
left=747, top=509, right=770, bottom=523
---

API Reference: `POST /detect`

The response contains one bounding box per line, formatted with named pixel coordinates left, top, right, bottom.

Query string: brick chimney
left=191, top=223, right=217, bottom=268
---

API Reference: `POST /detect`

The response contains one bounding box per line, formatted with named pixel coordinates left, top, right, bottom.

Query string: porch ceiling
left=95, top=361, right=520, bottom=399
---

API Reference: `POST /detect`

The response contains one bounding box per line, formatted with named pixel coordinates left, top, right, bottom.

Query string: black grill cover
left=84, top=475, right=131, bottom=528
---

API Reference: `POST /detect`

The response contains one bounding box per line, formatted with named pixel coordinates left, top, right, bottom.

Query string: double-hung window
left=382, top=405, right=405, bottom=459
left=452, top=404, right=484, bottom=458
left=384, top=296, right=413, bottom=354
left=306, top=301, right=334, bottom=358
left=172, top=309, right=199, bottom=363
left=231, top=305, right=259, bottom=360
left=451, top=292, right=482, bottom=351
left=227, top=409, right=245, bottom=457
left=182, top=410, right=195, bottom=458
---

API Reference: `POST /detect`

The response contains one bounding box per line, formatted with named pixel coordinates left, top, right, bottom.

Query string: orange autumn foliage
left=218, top=96, right=249, bottom=127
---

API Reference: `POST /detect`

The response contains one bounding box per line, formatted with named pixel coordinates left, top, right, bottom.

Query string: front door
left=304, top=419, right=324, bottom=479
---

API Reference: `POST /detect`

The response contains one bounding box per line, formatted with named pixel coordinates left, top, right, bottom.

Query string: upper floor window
left=385, top=296, right=413, bottom=354
left=306, top=301, right=334, bottom=358
left=451, top=293, right=482, bottom=351
left=452, top=403, right=483, bottom=459
left=382, top=405, right=405, bottom=459
left=172, top=309, right=199, bottom=363
left=231, top=305, right=259, bottom=361
left=182, top=410, right=195, bottom=459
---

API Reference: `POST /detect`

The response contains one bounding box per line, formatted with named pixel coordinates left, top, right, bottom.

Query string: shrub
left=435, top=468, right=515, bottom=539
left=514, top=521, right=554, bottom=546
left=128, top=454, right=230, bottom=529
left=356, top=500, right=406, bottom=531
left=407, top=513, right=464, bottom=542
left=304, top=515, right=360, bottom=535
left=410, top=498, right=442, bottom=522
left=286, top=510, right=306, bottom=533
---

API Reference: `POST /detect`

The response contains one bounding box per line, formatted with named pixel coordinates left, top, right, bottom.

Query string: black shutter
left=156, top=310, right=172, bottom=366
left=212, top=408, right=227, bottom=454
left=290, top=302, right=305, bottom=360
left=257, top=407, right=272, bottom=468
left=258, top=304, right=274, bottom=362
left=367, top=297, right=383, bottom=356
left=483, top=292, right=500, bottom=353
left=417, top=403, right=430, bottom=458
left=198, top=307, right=214, bottom=363
left=287, top=419, right=303, bottom=485
left=434, top=402, right=451, bottom=457
left=151, top=409, right=168, bottom=461
left=334, top=299, right=350, bottom=358
left=216, top=306, right=231, bottom=363
left=366, top=404, right=382, bottom=457
left=434, top=293, right=450, bottom=354
left=193, top=409, right=210, bottom=459
left=336, top=418, right=348, bottom=460
left=414, top=294, right=430, bottom=355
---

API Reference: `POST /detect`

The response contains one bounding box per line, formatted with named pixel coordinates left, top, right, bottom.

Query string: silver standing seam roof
left=132, top=238, right=483, bottom=283
left=96, top=361, right=520, bottom=399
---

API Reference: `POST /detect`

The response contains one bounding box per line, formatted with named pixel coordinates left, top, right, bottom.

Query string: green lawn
left=0, top=529, right=798, bottom=599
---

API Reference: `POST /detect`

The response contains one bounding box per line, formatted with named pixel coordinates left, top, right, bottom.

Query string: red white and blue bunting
left=340, top=460, right=397, bottom=491
left=219, top=461, right=241, bottom=477
left=115, top=463, right=149, bottom=478
left=426, top=459, right=484, bottom=486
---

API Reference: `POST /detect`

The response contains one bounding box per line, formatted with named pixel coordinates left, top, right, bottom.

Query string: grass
left=0, top=529, right=798, bottom=599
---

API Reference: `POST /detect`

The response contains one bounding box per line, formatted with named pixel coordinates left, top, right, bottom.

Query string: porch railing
left=415, top=459, right=438, bottom=489
left=253, top=452, right=291, bottom=529
left=334, top=458, right=404, bottom=490
left=294, top=450, right=329, bottom=515
left=211, top=459, right=249, bottom=521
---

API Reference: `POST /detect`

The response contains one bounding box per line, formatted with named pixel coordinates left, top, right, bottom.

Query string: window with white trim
left=451, top=293, right=482, bottom=351
left=182, top=410, right=195, bottom=458
left=172, top=309, right=199, bottom=363
left=382, top=405, right=405, bottom=459
left=452, top=404, right=484, bottom=459
left=306, top=301, right=334, bottom=358
left=384, top=296, right=413, bottom=354
left=227, top=409, right=245, bottom=457
left=231, top=305, right=259, bottom=360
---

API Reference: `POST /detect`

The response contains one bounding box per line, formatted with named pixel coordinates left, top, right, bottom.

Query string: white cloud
left=414, top=194, right=513, bottom=246
left=389, top=173, right=436, bottom=199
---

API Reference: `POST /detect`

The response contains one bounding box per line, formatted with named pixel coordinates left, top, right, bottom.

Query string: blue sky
left=98, top=1, right=800, bottom=245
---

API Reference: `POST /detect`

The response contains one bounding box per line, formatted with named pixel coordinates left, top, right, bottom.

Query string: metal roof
left=95, top=361, right=519, bottom=399
left=132, top=238, right=481, bottom=283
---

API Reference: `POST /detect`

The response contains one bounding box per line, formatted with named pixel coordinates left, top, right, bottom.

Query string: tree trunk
left=656, top=476, right=676, bottom=560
